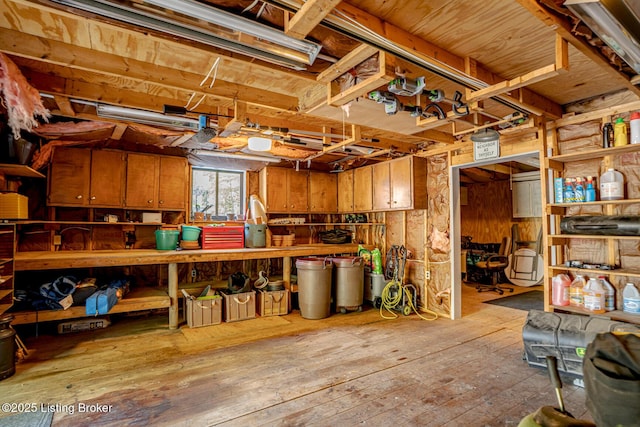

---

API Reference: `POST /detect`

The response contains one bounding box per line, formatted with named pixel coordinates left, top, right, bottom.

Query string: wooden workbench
left=13, top=244, right=358, bottom=328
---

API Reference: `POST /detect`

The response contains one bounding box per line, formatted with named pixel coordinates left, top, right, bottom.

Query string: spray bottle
left=585, top=176, right=596, bottom=202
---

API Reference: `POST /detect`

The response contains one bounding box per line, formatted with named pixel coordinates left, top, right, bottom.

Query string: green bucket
left=155, top=230, right=179, bottom=250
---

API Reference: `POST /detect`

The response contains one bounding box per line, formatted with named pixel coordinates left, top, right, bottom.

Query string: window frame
left=191, top=167, right=245, bottom=221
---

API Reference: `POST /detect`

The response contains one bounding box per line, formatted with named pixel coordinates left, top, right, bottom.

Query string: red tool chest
left=201, top=226, right=245, bottom=249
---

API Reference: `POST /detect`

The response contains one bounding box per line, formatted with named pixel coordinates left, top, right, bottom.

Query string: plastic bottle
left=622, top=283, right=640, bottom=315
left=603, top=122, right=614, bottom=148
left=552, top=273, right=571, bottom=306
left=569, top=274, right=586, bottom=307
left=563, top=177, right=575, bottom=203
left=631, top=111, right=640, bottom=145
left=614, top=117, right=628, bottom=147
left=583, top=278, right=606, bottom=314
left=598, top=276, right=616, bottom=312
left=585, top=176, right=596, bottom=202
left=574, top=177, right=585, bottom=202
left=600, top=168, right=624, bottom=200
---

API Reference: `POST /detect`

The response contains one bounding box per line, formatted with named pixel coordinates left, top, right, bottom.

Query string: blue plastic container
left=181, top=225, right=201, bottom=241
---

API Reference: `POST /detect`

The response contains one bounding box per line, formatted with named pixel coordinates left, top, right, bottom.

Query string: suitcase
left=522, top=309, right=639, bottom=377
left=85, top=288, right=118, bottom=316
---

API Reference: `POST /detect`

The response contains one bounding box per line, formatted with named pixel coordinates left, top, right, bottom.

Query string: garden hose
left=379, top=280, right=438, bottom=321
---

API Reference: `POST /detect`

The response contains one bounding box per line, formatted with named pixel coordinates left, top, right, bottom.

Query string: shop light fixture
left=247, top=136, right=273, bottom=151
left=470, top=127, right=501, bottom=144
left=52, top=0, right=321, bottom=70
left=565, top=0, right=640, bottom=73
left=192, top=149, right=281, bottom=163
left=96, top=104, right=200, bottom=130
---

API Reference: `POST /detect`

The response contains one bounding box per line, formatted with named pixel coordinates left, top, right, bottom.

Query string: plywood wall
left=461, top=180, right=541, bottom=244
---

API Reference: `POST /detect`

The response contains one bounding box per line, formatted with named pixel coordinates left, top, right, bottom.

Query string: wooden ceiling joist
left=465, top=35, right=569, bottom=103
left=285, top=0, right=343, bottom=39
left=303, top=124, right=361, bottom=161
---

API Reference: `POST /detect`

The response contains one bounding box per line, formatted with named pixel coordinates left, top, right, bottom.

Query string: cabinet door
left=158, top=156, right=188, bottom=210
left=125, top=153, right=159, bottom=209
left=353, top=166, right=373, bottom=211
left=372, top=162, right=391, bottom=211
left=48, top=147, right=91, bottom=206
left=390, top=157, right=413, bottom=209
left=337, top=169, right=354, bottom=213
left=309, top=172, right=337, bottom=213
left=512, top=180, right=541, bottom=218
left=287, top=170, right=309, bottom=212
left=89, top=150, right=125, bottom=207
left=262, top=167, right=288, bottom=212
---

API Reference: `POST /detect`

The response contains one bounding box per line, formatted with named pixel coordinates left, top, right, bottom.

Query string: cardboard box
left=221, top=290, right=256, bottom=322
left=257, top=289, right=289, bottom=316
left=0, top=193, right=28, bottom=219
left=185, top=296, right=222, bottom=328
left=142, top=212, right=162, bottom=223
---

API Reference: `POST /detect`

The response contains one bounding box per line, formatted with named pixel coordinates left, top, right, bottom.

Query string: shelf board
left=268, top=222, right=380, bottom=226
left=10, top=288, right=170, bottom=325
left=549, top=234, right=639, bottom=241
left=549, top=265, right=640, bottom=278
left=552, top=304, right=640, bottom=325
left=0, top=163, right=45, bottom=178
left=12, top=220, right=163, bottom=225
left=0, top=275, right=13, bottom=286
left=0, top=258, right=11, bottom=266
left=0, top=303, right=12, bottom=315
left=549, top=198, right=640, bottom=208
left=0, top=289, right=12, bottom=299
left=550, top=144, right=640, bottom=163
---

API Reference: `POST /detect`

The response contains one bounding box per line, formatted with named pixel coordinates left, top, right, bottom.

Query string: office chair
left=475, top=236, right=514, bottom=295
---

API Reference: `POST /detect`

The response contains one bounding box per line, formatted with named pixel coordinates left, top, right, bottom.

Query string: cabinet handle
left=148, top=200, right=153, bottom=204
left=159, top=200, right=164, bottom=204
left=76, top=195, right=82, bottom=199
left=91, top=196, right=96, bottom=200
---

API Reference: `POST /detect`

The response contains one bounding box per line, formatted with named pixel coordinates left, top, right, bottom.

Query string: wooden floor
left=1, top=282, right=592, bottom=426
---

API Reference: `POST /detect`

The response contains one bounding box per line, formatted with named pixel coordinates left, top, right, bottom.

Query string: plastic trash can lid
left=295, top=257, right=332, bottom=268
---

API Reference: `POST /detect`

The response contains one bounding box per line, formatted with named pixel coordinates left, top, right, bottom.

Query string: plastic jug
left=598, top=276, right=616, bottom=312
left=622, top=283, right=640, bottom=314
left=600, top=168, right=624, bottom=200
left=583, top=278, right=605, bottom=314
left=614, top=117, right=627, bottom=146
left=569, top=274, right=585, bottom=307
left=631, top=111, right=640, bottom=144
left=552, top=273, right=571, bottom=306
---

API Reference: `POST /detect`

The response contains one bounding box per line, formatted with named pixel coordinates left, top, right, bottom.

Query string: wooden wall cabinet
left=353, top=166, right=373, bottom=212
left=48, top=147, right=125, bottom=207
left=309, top=171, right=337, bottom=213
left=512, top=172, right=542, bottom=218
left=337, top=169, right=354, bottom=213
left=0, top=224, right=15, bottom=315
left=125, top=153, right=188, bottom=210
left=260, top=167, right=309, bottom=213
left=372, top=156, right=427, bottom=211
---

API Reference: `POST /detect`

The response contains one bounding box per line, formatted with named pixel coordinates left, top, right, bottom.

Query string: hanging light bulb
left=470, top=127, right=500, bottom=143
left=247, top=136, right=272, bottom=151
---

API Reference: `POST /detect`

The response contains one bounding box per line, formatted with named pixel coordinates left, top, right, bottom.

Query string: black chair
left=475, top=237, right=514, bottom=295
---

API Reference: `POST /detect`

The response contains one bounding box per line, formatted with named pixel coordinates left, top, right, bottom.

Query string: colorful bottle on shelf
left=564, top=178, right=575, bottom=203
left=598, top=276, right=616, bottom=312
left=569, top=274, right=585, bottom=307
left=631, top=112, right=640, bottom=144
left=583, top=278, right=606, bottom=314
left=614, top=117, right=628, bottom=146
left=552, top=273, right=571, bottom=306
left=574, top=177, right=585, bottom=202
left=600, top=168, right=624, bottom=200
left=585, top=176, right=596, bottom=202
left=622, top=283, right=640, bottom=315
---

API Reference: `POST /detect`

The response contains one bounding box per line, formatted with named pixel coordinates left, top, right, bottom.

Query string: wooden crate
left=185, top=296, right=222, bottom=328
left=222, top=291, right=256, bottom=322
left=257, top=289, right=289, bottom=316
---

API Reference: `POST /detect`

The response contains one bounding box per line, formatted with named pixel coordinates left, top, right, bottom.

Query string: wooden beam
left=466, top=37, right=569, bottom=103
left=303, top=125, right=361, bottom=161
left=53, top=95, right=75, bottom=117
left=219, top=101, right=248, bottom=137
left=169, top=133, right=195, bottom=147
left=285, top=0, right=342, bottom=39
left=110, top=123, right=128, bottom=140
left=316, top=44, right=380, bottom=84
left=327, top=52, right=395, bottom=107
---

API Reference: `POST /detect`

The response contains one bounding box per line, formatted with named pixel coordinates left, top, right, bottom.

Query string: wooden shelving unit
left=543, top=103, right=640, bottom=325
left=0, top=224, right=15, bottom=316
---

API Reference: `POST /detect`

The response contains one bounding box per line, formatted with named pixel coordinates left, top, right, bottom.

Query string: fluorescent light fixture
left=565, top=0, right=640, bottom=73
left=247, top=136, right=272, bottom=151
left=96, top=104, right=200, bottom=130
left=52, top=0, right=321, bottom=70
left=192, top=149, right=281, bottom=163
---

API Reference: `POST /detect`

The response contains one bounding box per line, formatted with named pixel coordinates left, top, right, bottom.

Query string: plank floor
left=1, top=282, right=592, bottom=426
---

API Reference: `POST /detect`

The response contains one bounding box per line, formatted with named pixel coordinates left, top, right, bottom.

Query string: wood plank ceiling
left=0, top=0, right=639, bottom=173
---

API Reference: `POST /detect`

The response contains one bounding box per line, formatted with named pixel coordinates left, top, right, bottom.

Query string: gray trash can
left=0, top=315, right=16, bottom=381
left=332, top=256, right=364, bottom=313
left=296, top=257, right=333, bottom=319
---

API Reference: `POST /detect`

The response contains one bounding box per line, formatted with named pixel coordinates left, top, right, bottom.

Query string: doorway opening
left=449, top=152, right=542, bottom=319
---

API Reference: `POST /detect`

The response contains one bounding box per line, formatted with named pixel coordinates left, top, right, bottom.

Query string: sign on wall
left=473, top=139, right=500, bottom=161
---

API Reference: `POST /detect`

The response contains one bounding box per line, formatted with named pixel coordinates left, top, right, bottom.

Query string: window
left=192, top=168, right=244, bottom=220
